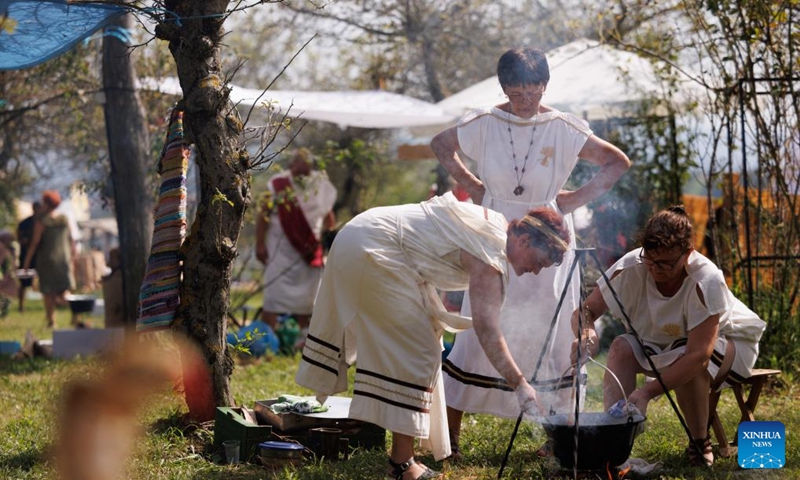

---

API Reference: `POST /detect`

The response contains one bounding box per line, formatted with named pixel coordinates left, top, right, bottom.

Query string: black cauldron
left=16, top=270, right=35, bottom=287
left=540, top=412, right=645, bottom=471
left=66, top=294, right=96, bottom=314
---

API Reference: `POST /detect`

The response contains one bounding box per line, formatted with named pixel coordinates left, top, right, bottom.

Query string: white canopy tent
left=436, top=38, right=702, bottom=121
left=140, top=77, right=456, bottom=129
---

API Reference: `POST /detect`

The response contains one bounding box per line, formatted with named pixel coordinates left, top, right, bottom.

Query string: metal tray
left=254, top=396, right=352, bottom=432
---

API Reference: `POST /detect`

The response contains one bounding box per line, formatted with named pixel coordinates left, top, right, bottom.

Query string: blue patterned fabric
left=0, top=0, right=126, bottom=70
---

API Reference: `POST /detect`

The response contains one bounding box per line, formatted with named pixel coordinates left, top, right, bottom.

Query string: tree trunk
left=102, top=10, right=153, bottom=325
left=157, top=0, right=250, bottom=421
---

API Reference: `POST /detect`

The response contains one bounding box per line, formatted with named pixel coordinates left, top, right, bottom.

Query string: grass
left=0, top=296, right=797, bottom=479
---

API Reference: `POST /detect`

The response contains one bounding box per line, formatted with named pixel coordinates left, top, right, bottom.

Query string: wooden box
left=214, top=407, right=273, bottom=461
left=254, top=396, right=386, bottom=451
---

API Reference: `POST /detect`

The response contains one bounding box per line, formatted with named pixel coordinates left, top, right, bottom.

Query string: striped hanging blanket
left=136, top=108, right=189, bottom=333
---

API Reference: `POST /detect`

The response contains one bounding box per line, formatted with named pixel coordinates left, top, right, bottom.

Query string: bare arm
left=460, top=250, right=524, bottom=388
left=430, top=127, right=485, bottom=204
left=569, top=286, right=609, bottom=362
left=556, top=135, right=631, bottom=214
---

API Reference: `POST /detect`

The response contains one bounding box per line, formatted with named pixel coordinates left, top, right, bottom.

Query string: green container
left=214, top=407, right=273, bottom=462
left=276, top=317, right=300, bottom=355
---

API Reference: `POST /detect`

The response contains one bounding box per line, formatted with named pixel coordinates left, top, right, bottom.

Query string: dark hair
left=497, top=48, right=550, bottom=88
left=509, top=207, right=570, bottom=265
left=639, top=205, right=693, bottom=253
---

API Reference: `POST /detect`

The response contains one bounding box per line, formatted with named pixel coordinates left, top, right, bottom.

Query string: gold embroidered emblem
left=662, top=323, right=682, bottom=337
left=539, top=146, right=554, bottom=167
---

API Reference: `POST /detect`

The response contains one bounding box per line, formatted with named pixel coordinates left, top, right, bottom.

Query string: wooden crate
left=254, top=397, right=386, bottom=451
left=213, top=407, right=273, bottom=461
left=271, top=420, right=386, bottom=452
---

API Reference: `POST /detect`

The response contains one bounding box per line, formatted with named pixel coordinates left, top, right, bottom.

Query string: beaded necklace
left=507, top=115, right=537, bottom=196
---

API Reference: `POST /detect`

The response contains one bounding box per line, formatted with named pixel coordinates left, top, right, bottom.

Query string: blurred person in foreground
left=56, top=335, right=210, bottom=480
left=430, top=46, right=630, bottom=459
left=295, top=193, right=570, bottom=480
left=572, top=206, right=766, bottom=467
left=255, top=148, right=337, bottom=350
left=23, top=190, right=76, bottom=328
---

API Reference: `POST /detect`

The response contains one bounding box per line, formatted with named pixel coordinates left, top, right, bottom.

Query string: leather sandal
left=685, top=436, right=713, bottom=467
left=387, top=457, right=442, bottom=480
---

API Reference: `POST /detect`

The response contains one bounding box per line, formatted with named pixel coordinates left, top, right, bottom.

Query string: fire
left=606, top=461, right=631, bottom=480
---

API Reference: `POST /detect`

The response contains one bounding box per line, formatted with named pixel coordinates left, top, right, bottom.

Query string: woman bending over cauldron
left=571, top=206, right=765, bottom=467
left=295, top=193, right=570, bottom=480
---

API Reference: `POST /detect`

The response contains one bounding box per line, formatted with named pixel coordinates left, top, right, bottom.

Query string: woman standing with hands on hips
left=431, top=47, right=630, bottom=458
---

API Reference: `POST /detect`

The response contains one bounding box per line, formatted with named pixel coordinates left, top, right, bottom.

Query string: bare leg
left=260, top=310, right=279, bottom=331
left=604, top=337, right=643, bottom=410
left=674, top=370, right=712, bottom=439
left=676, top=341, right=736, bottom=440
left=294, top=314, right=311, bottom=330
left=55, top=292, right=69, bottom=308
left=674, top=364, right=716, bottom=466
left=294, top=314, right=311, bottom=350
left=44, top=293, right=57, bottom=328
left=446, top=407, right=463, bottom=459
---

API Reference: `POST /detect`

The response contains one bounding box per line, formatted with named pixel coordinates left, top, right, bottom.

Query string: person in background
left=571, top=206, right=766, bottom=467
left=255, top=148, right=337, bottom=350
left=16, top=200, right=42, bottom=312
left=23, top=190, right=76, bottom=328
left=295, top=193, right=571, bottom=480
left=430, top=47, right=630, bottom=458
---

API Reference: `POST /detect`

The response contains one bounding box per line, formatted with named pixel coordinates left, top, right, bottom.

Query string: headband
left=520, top=215, right=569, bottom=251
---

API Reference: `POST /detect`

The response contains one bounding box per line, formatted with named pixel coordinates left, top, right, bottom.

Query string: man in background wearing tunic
left=255, top=148, right=337, bottom=350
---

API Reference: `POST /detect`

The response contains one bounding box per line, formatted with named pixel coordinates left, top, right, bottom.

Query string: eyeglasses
left=638, top=249, right=686, bottom=270
left=505, top=89, right=545, bottom=102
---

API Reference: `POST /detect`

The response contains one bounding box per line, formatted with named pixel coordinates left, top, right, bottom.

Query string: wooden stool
left=708, top=368, right=781, bottom=457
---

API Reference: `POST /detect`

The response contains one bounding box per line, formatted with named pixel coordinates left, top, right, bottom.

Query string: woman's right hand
left=514, top=379, right=543, bottom=417
left=570, top=327, right=599, bottom=365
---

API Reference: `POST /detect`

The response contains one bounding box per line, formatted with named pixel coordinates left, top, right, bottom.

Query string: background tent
left=436, top=38, right=701, bottom=121
left=141, top=77, right=456, bottom=129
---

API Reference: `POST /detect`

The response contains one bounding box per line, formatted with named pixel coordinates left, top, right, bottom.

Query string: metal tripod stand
left=497, top=247, right=702, bottom=479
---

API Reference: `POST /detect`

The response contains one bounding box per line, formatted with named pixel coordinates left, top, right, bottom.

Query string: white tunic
left=598, top=248, right=765, bottom=387
left=444, top=108, right=592, bottom=417
left=295, top=193, right=510, bottom=460
left=262, top=170, right=337, bottom=314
